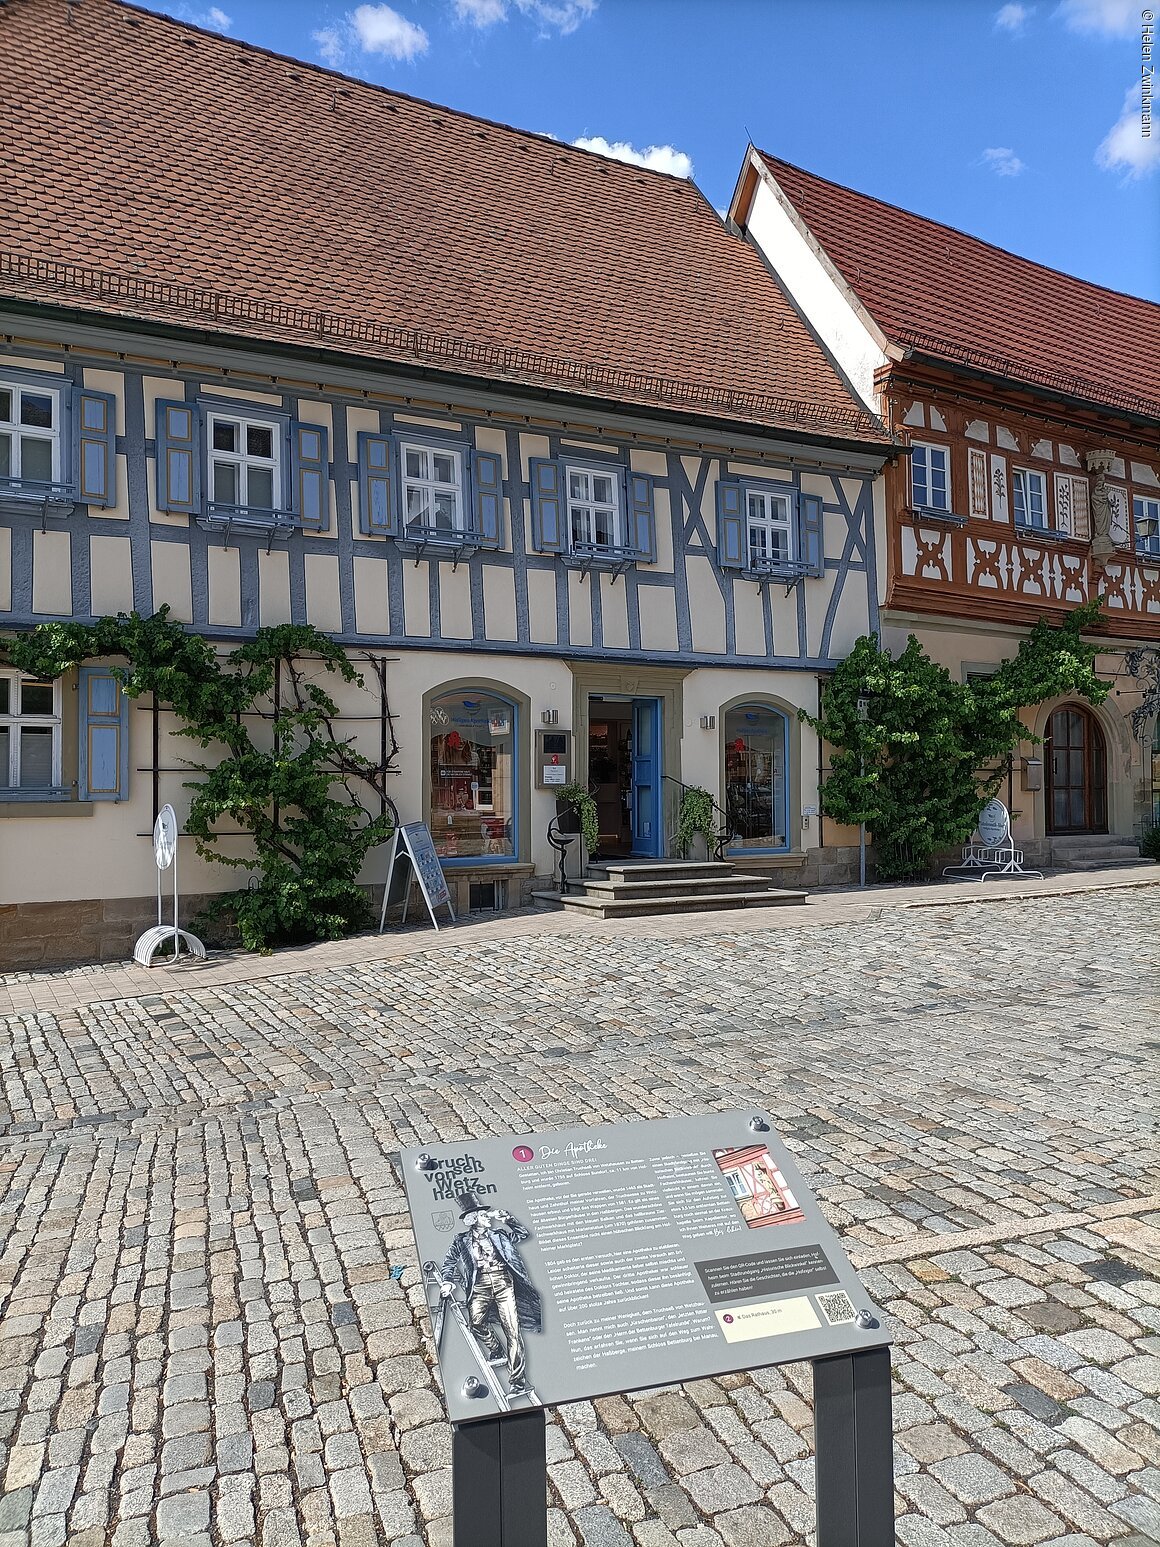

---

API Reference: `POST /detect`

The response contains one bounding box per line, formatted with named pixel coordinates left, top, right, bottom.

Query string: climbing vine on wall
left=2, top=609, right=398, bottom=951
left=801, top=600, right=1111, bottom=882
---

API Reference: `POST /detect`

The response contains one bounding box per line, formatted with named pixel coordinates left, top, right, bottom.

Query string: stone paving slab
left=0, top=886, right=1157, bottom=1547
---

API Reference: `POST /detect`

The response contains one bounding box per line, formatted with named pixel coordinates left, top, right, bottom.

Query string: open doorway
left=587, top=696, right=663, bottom=858
left=587, top=699, right=633, bottom=856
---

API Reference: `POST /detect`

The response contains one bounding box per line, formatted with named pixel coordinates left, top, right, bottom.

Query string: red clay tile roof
left=755, top=154, right=1160, bottom=423
left=0, top=0, right=889, bottom=446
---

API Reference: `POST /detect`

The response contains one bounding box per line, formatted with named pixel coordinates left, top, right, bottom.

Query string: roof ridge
left=123, top=0, right=701, bottom=189
left=758, top=151, right=1160, bottom=310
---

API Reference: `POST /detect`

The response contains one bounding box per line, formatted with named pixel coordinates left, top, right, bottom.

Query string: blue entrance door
left=630, top=698, right=662, bottom=856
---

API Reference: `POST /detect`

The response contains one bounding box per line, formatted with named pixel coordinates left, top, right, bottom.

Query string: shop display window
left=723, top=704, right=788, bottom=851
left=428, top=692, right=516, bottom=861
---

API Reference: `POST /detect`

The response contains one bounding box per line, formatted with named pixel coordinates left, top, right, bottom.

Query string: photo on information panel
left=713, top=1145, right=806, bottom=1229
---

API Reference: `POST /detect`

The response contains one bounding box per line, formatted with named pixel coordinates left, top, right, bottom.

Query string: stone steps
left=1059, top=856, right=1153, bottom=871
left=532, top=859, right=808, bottom=919
left=1051, top=836, right=1144, bottom=868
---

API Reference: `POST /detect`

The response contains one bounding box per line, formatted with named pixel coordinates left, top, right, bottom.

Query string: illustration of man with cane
left=438, top=1190, right=542, bottom=1400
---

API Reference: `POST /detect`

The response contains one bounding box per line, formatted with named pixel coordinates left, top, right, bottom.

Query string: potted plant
left=555, top=781, right=600, bottom=856
left=675, top=784, right=717, bottom=860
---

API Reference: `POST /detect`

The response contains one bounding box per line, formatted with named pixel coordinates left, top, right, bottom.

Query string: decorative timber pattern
left=0, top=336, right=882, bottom=670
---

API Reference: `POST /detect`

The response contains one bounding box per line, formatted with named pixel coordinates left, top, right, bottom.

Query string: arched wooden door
left=1047, top=705, right=1107, bottom=835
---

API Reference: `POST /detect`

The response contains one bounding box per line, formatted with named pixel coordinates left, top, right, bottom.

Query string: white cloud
left=1056, top=0, right=1136, bottom=37
left=981, top=146, right=1027, bottom=175
left=313, top=4, right=428, bottom=67
left=451, top=0, right=596, bottom=32
left=351, top=3, right=429, bottom=56
left=175, top=3, right=232, bottom=28
left=516, top=0, right=596, bottom=33
left=572, top=135, right=693, bottom=178
left=994, top=3, right=1034, bottom=33
left=454, top=0, right=508, bottom=23
left=1096, top=78, right=1160, bottom=177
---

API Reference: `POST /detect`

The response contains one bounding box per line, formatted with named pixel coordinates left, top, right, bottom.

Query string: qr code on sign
left=817, top=1290, right=857, bottom=1326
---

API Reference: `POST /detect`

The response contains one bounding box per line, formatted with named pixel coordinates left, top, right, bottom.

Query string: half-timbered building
left=0, top=0, right=896, bottom=963
left=730, top=150, right=1160, bottom=865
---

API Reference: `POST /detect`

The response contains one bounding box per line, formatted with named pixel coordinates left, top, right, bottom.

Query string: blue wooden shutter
left=799, top=492, right=824, bottom=577
left=73, top=389, right=116, bottom=507
left=716, top=480, right=746, bottom=568
left=530, top=458, right=564, bottom=553
left=292, top=421, right=330, bottom=530
left=625, top=472, right=657, bottom=562
left=357, top=432, right=398, bottom=536
left=471, top=450, right=504, bottom=548
left=78, top=667, right=129, bottom=801
left=155, top=400, right=200, bottom=514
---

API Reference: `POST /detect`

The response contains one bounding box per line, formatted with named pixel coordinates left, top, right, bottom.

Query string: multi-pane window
left=0, top=382, right=61, bottom=488
left=1134, top=495, right=1160, bottom=557
left=0, top=673, right=61, bottom=792
left=911, top=442, right=950, bottom=511
left=208, top=413, right=280, bottom=510
left=1012, top=468, right=1048, bottom=528
left=745, top=489, right=794, bottom=568
left=402, top=443, right=464, bottom=533
left=566, top=466, right=622, bottom=550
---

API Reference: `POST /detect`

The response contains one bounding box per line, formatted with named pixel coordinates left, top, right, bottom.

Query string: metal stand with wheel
left=133, top=804, right=206, bottom=967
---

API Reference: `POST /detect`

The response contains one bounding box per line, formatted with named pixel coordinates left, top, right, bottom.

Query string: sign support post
left=452, top=1410, right=547, bottom=1547
left=813, top=1346, right=894, bottom=1547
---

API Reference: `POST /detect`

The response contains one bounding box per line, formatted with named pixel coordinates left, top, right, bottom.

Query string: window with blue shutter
left=529, top=458, right=564, bottom=553
left=155, top=401, right=200, bottom=514
left=357, top=432, right=399, bottom=536
left=470, top=450, right=504, bottom=548
left=798, top=492, right=825, bottom=577
left=716, top=480, right=746, bottom=568
left=73, top=390, right=117, bottom=507
left=78, top=666, right=129, bottom=801
left=625, top=472, right=657, bottom=562
left=291, top=421, right=330, bottom=530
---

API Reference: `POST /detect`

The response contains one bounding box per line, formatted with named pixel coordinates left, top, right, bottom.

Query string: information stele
left=402, top=1111, right=888, bottom=1426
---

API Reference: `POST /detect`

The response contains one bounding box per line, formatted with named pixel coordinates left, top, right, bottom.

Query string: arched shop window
left=428, top=691, right=517, bottom=862
left=723, top=703, right=789, bottom=852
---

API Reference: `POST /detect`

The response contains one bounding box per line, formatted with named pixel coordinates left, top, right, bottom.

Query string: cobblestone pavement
left=0, top=887, right=1158, bottom=1547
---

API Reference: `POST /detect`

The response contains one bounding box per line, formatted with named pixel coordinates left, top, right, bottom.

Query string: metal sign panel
left=153, top=803, right=178, bottom=870
left=379, top=821, right=455, bottom=932
left=402, top=1111, right=887, bottom=1425
left=977, top=798, right=1010, bottom=847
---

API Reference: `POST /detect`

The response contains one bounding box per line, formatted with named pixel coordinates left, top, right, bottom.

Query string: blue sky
left=158, top=0, right=1159, bottom=301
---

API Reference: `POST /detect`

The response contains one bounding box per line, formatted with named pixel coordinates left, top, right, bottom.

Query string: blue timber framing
left=0, top=314, right=890, bottom=674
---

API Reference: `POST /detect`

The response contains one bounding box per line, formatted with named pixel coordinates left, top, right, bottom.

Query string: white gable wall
left=745, top=175, right=887, bottom=414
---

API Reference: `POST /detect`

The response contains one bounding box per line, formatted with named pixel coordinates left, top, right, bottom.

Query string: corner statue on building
left=438, top=1192, right=543, bottom=1402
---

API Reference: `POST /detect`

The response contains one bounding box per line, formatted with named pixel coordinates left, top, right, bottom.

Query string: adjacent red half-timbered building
left=730, top=151, right=1160, bottom=860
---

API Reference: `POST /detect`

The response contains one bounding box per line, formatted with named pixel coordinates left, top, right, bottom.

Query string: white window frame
left=0, top=671, right=63, bottom=792
left=0, top=380, right=63, bottom=488
left=207, top=411, right=281, bottom=512
left=744, top=487, right=795, bottom=569
left=1134, top=494, right=1160, bottom=557
left=400, top=441, right=466, bottom=535
left=910, top=441, right=951, bottom=513
left=1012, top=467, right=1048, bottom=530
left=565, top=463, right=623, bottom=551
